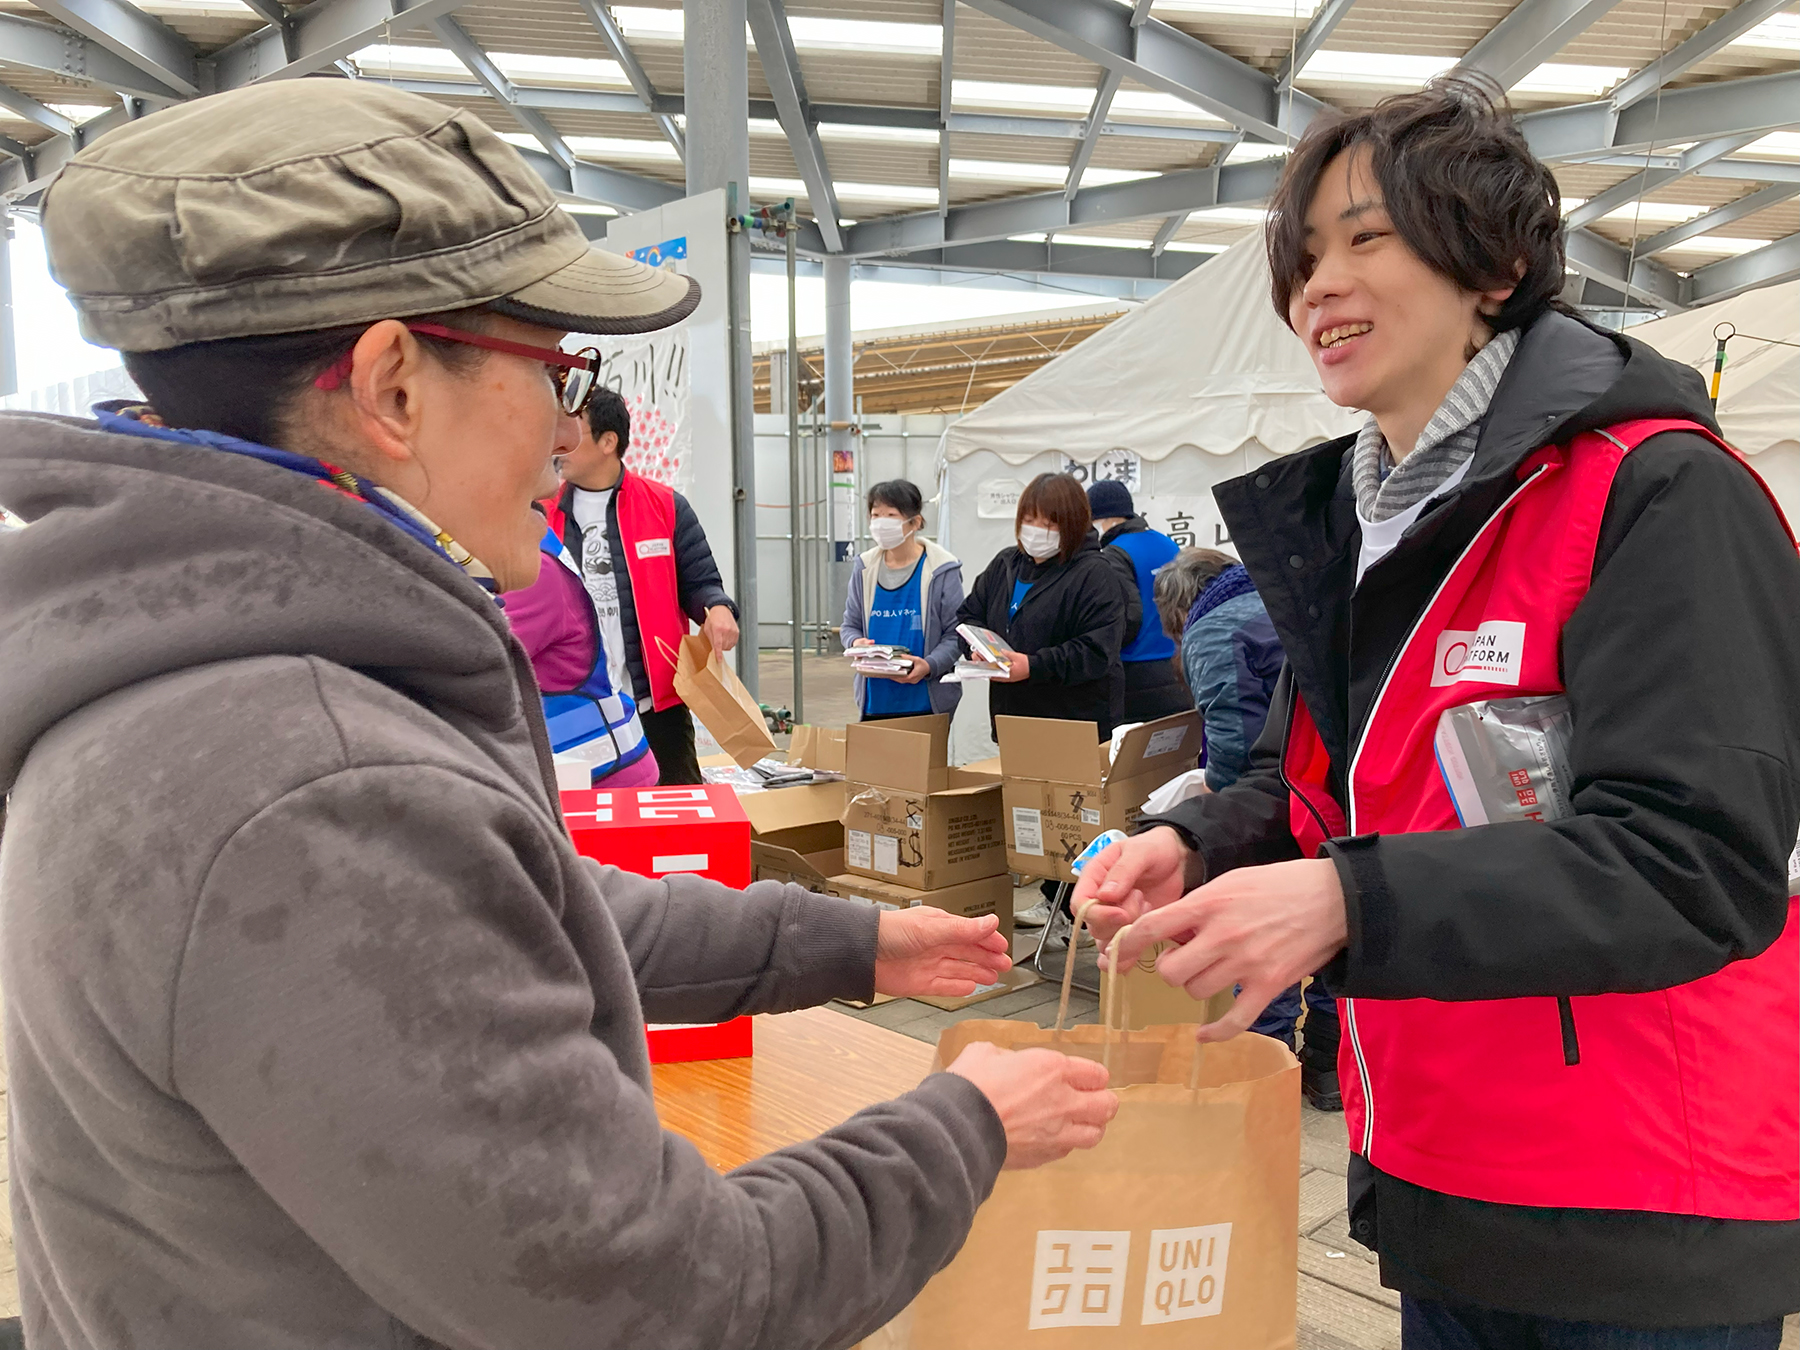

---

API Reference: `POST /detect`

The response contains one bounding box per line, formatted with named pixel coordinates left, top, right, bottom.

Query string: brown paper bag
left=668, top=635, right=777, bottom=768
left=868, top=909, right=1301, bottom=1350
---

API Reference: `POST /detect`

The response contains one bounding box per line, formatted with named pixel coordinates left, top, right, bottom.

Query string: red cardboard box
left=560, top=784, right=752, bottom=887
left=560, top=784, right=755, bottom=1063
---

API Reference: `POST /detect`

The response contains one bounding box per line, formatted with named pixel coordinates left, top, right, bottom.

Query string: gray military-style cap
left=41, top=79, right=699, bottom=353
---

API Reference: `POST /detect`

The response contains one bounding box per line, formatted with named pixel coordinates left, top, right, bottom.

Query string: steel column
left=685, top=0, right=757, bottom=688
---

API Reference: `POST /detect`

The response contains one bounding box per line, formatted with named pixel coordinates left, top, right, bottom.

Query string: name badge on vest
left=1430, top=619, right=1525, bottom=687
left=636, top=538, right=673, bottom=559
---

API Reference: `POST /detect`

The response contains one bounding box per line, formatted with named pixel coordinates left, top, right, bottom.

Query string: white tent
left=1625, top=281, right=1800, bottom=525
left=934, top=235, right=1358, bottom=760
left=935, top=235, right=1359, bottom=577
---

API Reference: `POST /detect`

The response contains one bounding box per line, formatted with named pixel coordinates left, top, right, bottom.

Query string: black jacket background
left=1143, top=310, right=1800, bottom=1326
left=956, top=534, right=1128, bottom=737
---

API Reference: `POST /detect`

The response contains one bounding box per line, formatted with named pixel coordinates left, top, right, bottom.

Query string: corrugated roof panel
left=1147, top=11, right=1320, bottom=74
left=793, top=50, right=939, bottom=106
left=1559, top=0, right=1733, bottom=66
left=0, top=60, right=121, bottom=115
left=950, top=8, right=1106, bottom=85
left=1326, top=0, right=1513, bottom=58
left=447, top=0, right=619, bottom=60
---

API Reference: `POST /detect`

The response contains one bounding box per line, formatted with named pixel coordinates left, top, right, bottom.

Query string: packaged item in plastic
left=1433, top=695, right=1575, bottom=827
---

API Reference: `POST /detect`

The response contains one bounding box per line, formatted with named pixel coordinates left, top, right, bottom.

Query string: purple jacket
left=507, top=548, right=596, bottom=691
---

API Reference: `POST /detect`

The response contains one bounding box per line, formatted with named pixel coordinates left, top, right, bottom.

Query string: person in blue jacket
left=1088, top=480, right=1189, bottom=723
left=1155, top=546, right=1341, bottom=1111
left=841, top=479, right=965, bottom=721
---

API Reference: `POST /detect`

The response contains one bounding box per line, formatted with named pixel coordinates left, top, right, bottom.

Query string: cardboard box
left=841, top=715, right=1006, bottom=890
left=825, top=871, right=1015, bottom=946
left=998, top=710, right=1203, bottom=881
left=953, top=755, right=1003, bottom=784
left=561, top=784, right=752, bottom=886
left=560, top=783, right=756, bottom=1063
left=647, top=1018, right=754, bottom=1064
left=788, top=724, right=847, bottom=773
left=750, top=843, right=845, bottom=891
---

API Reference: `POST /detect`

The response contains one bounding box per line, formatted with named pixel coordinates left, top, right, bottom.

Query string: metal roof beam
left=0, top=102, right=128, bottom=202
left=866, top=238, right=1208, bottom=281
left=938, top=0, right=954, bottom=217
left=1637, top=183, right=1800, bottom=256
left=1275, top=0, right=1358, bottom=87
left=1561, top=131, right=1760, bottom=232
left=1456, top=0, right=1625, bottom=91
left=0, top=132, right=31, bottom=160
left=961, top=0, right=1325, bottom=142
left=509, top=142, right=684, bottom=215
left=0, top=81, right=76, bottom=137
left=208, top=0, right=477, bottom=90
left=29, top=0, right=198, bottom=96
left=1610, top=0, right=1793, bottom=112
left=842, top=153, right=1279, bottom=256
left=1150, top=210, right=1185, bottom=256
left=1520, top=69, right=1800, bottom=160
left=1562, top=226, right=1687, bottom=309
left=429, top=16, right=575, bottom=171
left=1686, top=228, right=1800, bottom=304
left=573, top=0, right=682, bottom=159
left=749, top=250, right=1172, bottom=299
left=0, top=11, right=184, bottom=100
left=747, top=0, right=842, bottom=252
left=1065, top=68, right=1121, bottom=198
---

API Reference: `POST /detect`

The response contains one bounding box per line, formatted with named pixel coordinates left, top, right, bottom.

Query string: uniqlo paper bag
left=669, top=635, right=777, bottom=768
left=868, top=921, right=1300, bottom=1350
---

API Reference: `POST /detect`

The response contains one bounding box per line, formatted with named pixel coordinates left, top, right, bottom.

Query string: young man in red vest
left=545, top=387, right=740, bottom=784
left=1075, top=75, right=1800, bottom=1348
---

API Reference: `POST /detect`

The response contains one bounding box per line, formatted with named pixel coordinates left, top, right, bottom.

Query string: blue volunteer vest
left=538, top=526, right=652, bottom=783
left=1111, top=528, right=1179, bottom=662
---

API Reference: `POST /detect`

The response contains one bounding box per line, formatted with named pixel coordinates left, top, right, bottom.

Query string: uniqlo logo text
left=1516, top=787, right=1538, bottom=806
left=635, top=787, right=716, bottom=819
left=1509, top=769, right=1532, bottom=788
left=1028, top=1230, right=1129, bottom=1330
left=1141, top=1224, right=1232, bottom=1325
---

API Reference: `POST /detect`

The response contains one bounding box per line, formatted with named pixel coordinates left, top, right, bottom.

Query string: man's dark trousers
left=640, top=705, right=702, bottom=785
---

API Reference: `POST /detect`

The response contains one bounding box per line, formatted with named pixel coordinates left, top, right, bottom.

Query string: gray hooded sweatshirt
left=0, top=412, right=1004, bottom=1350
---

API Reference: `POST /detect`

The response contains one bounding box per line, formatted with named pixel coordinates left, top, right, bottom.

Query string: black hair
left=1266, top=73, right=1565, bottom=337
left=584, top=385, right=632, bottom=454
left=867, top=479, right=924, bottom=519
left=122, top=308, right=493, bottom=447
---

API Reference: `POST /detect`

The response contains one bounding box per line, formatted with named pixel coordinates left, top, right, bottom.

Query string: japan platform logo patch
left=1431, top=620, right=1526, bottom=687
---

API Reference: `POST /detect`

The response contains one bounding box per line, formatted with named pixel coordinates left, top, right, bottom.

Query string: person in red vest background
left=1075, top=74, right=1800, bottom=1350
left=545, top=386, right=740, bottom=784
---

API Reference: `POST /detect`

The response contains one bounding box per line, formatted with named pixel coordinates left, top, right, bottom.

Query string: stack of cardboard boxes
left=827, top=714, right=1035, bottom=1008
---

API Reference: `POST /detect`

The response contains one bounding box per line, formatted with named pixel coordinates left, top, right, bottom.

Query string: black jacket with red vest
left=1145, top=310, right=1800, bottom=1326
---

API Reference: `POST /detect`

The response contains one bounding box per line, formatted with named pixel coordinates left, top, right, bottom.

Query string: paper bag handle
left=1054, top=894, right=1204, bottom=1094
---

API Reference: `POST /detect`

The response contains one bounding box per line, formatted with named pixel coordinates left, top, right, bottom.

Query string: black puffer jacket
left=1142, top=310, right=1800, bottom=1327
left=956, top=534, right=1128, bottom=737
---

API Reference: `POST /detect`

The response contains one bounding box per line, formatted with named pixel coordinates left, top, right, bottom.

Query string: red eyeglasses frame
left=313, top=322, right=602, bottom=415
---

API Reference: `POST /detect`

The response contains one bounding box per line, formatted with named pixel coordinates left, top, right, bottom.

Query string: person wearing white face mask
left=841, top=479, right=966, bottom=720
left=955, top=472, right=1130, bottom=741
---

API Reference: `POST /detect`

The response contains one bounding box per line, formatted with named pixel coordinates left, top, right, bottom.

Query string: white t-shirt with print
left=569, top=488, right=635, bottom=700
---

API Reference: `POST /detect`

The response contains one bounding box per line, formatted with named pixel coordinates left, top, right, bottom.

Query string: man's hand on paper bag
left=702, top=605, right=739, bottom=654
left=1070, top=827, right=1194, bottom=949
left=948, top=1043, right=1117, bottom=1169
left=875, top=909, right=1012, bottom=998
left=1111, top=858, right=1348, bottom=1043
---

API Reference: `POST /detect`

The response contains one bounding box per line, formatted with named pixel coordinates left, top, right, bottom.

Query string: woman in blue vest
left=841, top=479, right=965, bottom=721
left=1088, top=479, right=1189, bottom=723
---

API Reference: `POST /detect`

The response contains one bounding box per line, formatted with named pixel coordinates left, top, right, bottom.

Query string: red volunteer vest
left=1285, top=419, right=1800, bottom=1220
left=543, top=471, right=686, bottom=712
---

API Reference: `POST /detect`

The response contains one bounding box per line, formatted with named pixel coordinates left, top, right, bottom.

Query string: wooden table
left=652, top=1007, right=936, bottom=1170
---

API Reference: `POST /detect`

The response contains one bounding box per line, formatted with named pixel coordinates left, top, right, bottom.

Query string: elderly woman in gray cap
left=0, top=80, right=1114, bottom=1350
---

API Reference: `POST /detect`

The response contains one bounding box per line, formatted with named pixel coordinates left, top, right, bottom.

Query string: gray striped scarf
left=1353, top=328, right=1520, bottom=523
